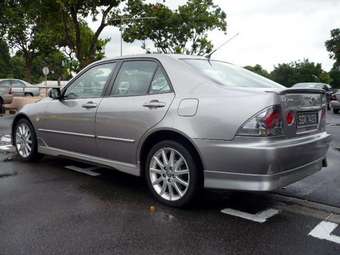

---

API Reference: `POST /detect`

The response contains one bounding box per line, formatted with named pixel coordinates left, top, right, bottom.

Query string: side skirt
left=38, top=146, right=140, bottom=176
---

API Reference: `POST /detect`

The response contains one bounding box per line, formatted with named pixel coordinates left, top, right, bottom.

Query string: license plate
left=297, top=111, right=318, bottom=127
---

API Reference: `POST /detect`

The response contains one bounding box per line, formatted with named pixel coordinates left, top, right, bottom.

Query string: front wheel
left=14, top=118, right=42, bottom=161
left=145, top=140, right=201, bottom=207
left=333, top=109, right=339, bottom=114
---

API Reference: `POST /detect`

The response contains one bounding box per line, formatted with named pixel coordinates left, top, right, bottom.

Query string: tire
left=333, top=109, right=339, bottom=114
left=0, top=98, right=3, bottom=114
left=145, top=140, right=201, bottom=207
left=24, top=93, right=33, bottom=97
left=13, top=118, right=42, bottom=161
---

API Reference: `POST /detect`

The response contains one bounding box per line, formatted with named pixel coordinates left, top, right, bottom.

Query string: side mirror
left=48, top=88, right=61, bottom=100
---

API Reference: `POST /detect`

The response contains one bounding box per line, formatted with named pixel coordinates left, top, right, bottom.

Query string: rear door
left=11, top=80, right=25, bottom=96
left=96, top=59, right=175, bottom=165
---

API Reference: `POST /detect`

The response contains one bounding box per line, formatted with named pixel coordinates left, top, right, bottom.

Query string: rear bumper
left=194, top=132, right=331, bottom=191
left=204, top=158, right=323, bottom=191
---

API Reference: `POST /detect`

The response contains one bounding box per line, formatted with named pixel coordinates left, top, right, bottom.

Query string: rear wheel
left=0, top=98, right=4, bottom=114
left=145, top=140, right=201, bottom=207
left=333, top=109, right=339, bottom=114
left=24, top=93, right=33, bottom=97
left=14, top=118, right=42, bottom=161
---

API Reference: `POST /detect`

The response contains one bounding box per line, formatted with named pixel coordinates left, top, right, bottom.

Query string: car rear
left=181, top=58, right=331, bottom=191
left=0, top=86, right=13, bottom=104
left=330, top=92, right=340, bottom=113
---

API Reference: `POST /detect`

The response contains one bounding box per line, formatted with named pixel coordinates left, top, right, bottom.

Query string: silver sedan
left=11, top=54, right=331, bottom=207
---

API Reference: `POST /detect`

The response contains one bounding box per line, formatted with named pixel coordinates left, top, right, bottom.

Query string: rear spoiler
left=279, top=88, right=325, bottom=95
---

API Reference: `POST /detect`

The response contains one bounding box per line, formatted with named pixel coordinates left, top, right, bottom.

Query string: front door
left=38, top=62, right=116, bottom=156
left=96, top=60, right=175, bottom=166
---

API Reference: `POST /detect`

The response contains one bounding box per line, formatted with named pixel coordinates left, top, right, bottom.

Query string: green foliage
left=329, top=68, right=340, bottom=88
left=270, top=59, right=331, bottom=87
left=325, top=28, right=340, bottom=66
left=123, top=0, right=227, bottom=55
left=0, top=40, right=12, bottom=78
left=244, top=64, right=270, bottom=78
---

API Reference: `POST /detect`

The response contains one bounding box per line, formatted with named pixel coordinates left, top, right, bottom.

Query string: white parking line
left=0, top=135, right=11, bottom=143
left=221, top=208, right=279, bottom=223
left=0, top=145, right=14, bottom=152
left=65, top=165, right=101, bottom=176
left=309, top=221, right=340, bottom=244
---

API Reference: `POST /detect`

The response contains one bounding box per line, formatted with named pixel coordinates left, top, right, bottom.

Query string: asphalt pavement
left=1, top=112, right=340, bottom=254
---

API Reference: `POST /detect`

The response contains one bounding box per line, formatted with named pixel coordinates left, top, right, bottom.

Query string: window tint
left=111, top=61, right=157, bottom=96
left=149, top=68, right=171, bottom=94
left=0, top=80, right=11, bottom=87
left=64, top=63, right=115, bottom=99
left=12, top=80, right=25, bottom=87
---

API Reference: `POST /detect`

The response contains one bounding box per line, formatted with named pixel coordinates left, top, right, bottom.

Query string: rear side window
left=149, top=68, right=171, bottom=94
left=111, top=61, right=158, bottom=96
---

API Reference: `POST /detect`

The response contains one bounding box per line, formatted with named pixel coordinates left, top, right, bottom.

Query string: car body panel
left=12, top=54, right=332, bottom=191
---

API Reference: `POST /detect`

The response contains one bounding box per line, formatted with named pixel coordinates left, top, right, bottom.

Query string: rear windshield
left=293, top=83, right=325, bottom=89
left=183, top=59, right=285, bottom=89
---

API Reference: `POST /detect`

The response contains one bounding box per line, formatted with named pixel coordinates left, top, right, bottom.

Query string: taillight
left=8, top=88, right=12, bottom=94
left=236, top=105, right=283, bottom=137
left=331, top=94, right=336, bottom=100
left=286, top=111, right=295, bottom=126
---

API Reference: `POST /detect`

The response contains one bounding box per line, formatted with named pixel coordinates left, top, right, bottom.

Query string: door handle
left=81, top=102, right=97, bottom=109
left=143, top=100, right=166, bottom=108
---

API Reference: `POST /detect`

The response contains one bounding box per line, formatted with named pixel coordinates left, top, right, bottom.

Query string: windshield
left=183, top=59, right=285, bottom=89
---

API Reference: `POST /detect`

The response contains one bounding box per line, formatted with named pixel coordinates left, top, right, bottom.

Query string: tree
left=325, top=28, right=340, bottom=67
left=0, top=0, right=58, bottom=82
left=0, top=39, right=12, bottom=78
left=123, top=0, right=227, bottom=55
left=270, top=59, right=331, bottom=87
left=244, top=64, right=270, bottom=78
left=53, top=0, right=128, bottom=69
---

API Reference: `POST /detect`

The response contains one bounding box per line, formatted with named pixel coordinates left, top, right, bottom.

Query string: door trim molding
left=38, top=128, right=95, bottom=138
left=38, top=128, right=135, bottom=143
left=97, top=135, right=135, bottom=143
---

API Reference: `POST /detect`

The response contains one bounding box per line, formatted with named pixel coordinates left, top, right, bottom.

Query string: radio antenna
left=206, top=32, right=239, bottom=60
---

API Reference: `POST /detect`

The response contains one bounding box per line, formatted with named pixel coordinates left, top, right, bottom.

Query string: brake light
left=237, top=105, right=283, bottom=137
left=286, top=111, right=295, bottom=126
left=331, top=94, right=336, bottom=100
left=8, top=87, right=12, bottom=94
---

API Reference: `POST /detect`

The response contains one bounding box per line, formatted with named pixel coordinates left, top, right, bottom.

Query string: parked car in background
left=35, top=80, right=69, bottom=88
left=0, top=85, right=13, bottom=113
left=292, top=82, right=334, bottom=110
left=0, top=79, right=40, bottom=97
left=11, top=54, right=331, bottom=207
left=330, top=91, right=340, bottom=114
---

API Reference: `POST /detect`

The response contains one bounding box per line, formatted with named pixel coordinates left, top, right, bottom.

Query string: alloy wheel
left=15, top=123, right=33, bottom=158
left=149, top=147, right=190, bottom=201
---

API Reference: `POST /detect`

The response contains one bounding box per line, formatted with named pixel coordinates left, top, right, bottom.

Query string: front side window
left=184, top=59, right=285, bottom=89
left=64, top=63, right=115, bottom=99
left=111, top=61, right=158, bottom=96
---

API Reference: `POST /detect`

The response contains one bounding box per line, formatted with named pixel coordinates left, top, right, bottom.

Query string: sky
left=89, top=0, right=340, bottom=71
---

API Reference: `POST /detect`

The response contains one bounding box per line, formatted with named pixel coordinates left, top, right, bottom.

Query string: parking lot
left=1, top=112, right=340, bottom=255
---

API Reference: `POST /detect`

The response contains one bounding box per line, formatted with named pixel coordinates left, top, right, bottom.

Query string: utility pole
left=111, top=16, right=157, bottom=56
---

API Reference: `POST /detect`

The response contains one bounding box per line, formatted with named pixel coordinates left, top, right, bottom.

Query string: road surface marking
left=65, top=165, right=101, bottom=176
left=221, top=208, right=279, bottom=223
left=0, top=135, right=11, bottom=143
left=0, top=145, right=14, bottom=152
left=309, top=221, right=340, bottom=244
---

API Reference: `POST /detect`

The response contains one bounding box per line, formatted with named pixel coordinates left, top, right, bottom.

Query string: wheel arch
left=138, top=128, right=205, bottom=177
